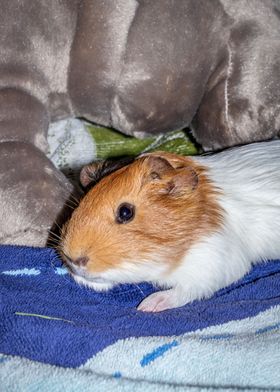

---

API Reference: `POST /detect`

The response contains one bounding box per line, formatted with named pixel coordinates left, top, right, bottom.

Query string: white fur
left=67, top=262, right=114, bottom=291
left=139, top=140, right=280, bottom=311
left=71, top=256, right=168, bottom=292
left=72, top=274, right=114, bottom=292
left=101, top=258, right=168, bottom=285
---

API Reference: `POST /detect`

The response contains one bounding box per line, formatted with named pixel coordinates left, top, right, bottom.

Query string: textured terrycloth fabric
left=1, top=245, right=280, bottom=390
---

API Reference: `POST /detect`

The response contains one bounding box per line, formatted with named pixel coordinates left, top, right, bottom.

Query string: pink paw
left=137, top=290, right=177, bottom=312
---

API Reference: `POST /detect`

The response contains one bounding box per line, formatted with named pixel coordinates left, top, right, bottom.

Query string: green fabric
left=86, top=124, right=198, bottom=159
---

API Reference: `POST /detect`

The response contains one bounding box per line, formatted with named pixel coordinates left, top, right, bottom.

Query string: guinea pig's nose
left=72, top=256, right=89, bottom=267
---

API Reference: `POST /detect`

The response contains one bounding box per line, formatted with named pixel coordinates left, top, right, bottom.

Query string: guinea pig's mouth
left=74, top=272, right=110, bottom=284
left=64, top=259, right=115, bottom=290
left=73, top=273, right=115, bottom=291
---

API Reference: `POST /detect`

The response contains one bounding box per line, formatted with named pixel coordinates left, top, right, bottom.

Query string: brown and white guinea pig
left=60, top=140, right=280, bottom=312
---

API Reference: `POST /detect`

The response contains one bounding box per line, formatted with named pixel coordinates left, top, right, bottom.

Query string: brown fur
left=61, top=152, right=224, bottom=275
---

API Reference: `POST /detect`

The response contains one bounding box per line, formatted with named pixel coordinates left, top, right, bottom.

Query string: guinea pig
left=60, top=140, right=280, bottom=312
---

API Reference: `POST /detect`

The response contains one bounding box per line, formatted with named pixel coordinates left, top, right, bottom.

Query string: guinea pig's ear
left=144, top=155, right=198, bottom=196
left=164, top=167, right=198, bottom=196
left=80, top=162, right=103, bottom=188
left=80, top=156, right=135, bottom=188
left=144, top=156, right=175, bottom=180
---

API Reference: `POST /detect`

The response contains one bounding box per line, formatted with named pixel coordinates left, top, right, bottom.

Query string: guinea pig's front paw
left=137, top=289, right=182, bottom=312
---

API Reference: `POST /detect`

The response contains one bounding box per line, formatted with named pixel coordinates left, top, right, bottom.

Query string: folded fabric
left=85, top=123, right=198, bottom=158
left=47, top=119, right=198, bottom=176
left=1, top=245, right=280, bottom=371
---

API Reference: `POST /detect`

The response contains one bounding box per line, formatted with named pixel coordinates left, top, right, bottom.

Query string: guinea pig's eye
left=116, top=203, right=135, bottom=224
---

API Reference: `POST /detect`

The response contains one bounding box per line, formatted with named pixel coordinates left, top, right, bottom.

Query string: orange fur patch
left=61, top=152, right=224, bottom=275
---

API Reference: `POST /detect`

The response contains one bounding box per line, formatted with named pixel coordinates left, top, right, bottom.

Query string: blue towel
left=1, top=245, right=280, bottom=369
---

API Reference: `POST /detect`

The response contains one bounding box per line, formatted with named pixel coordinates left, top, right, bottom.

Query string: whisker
left=53, top=220, right=69, bottom=237
left=66, top=198, right=79, bottom=207
left=68, top=193, right=81, bottom=205
left=62, top=196, right=79, bottom=207
left=62, top=202, right=76, bottom=211
left=47, top=237, right=60, bottom=245
left=48, top=241, right=61, bottom=250
left=56, top=189, right=81, bottom=206
left=52, top=220, right=63, bottom=231
left=48, top=230, right=62, bottom=242
left=133, top=284, right=145, bottom=298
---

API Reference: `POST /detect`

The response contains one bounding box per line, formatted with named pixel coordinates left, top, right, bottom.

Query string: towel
left=1, top=245, right=280, bottom=390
